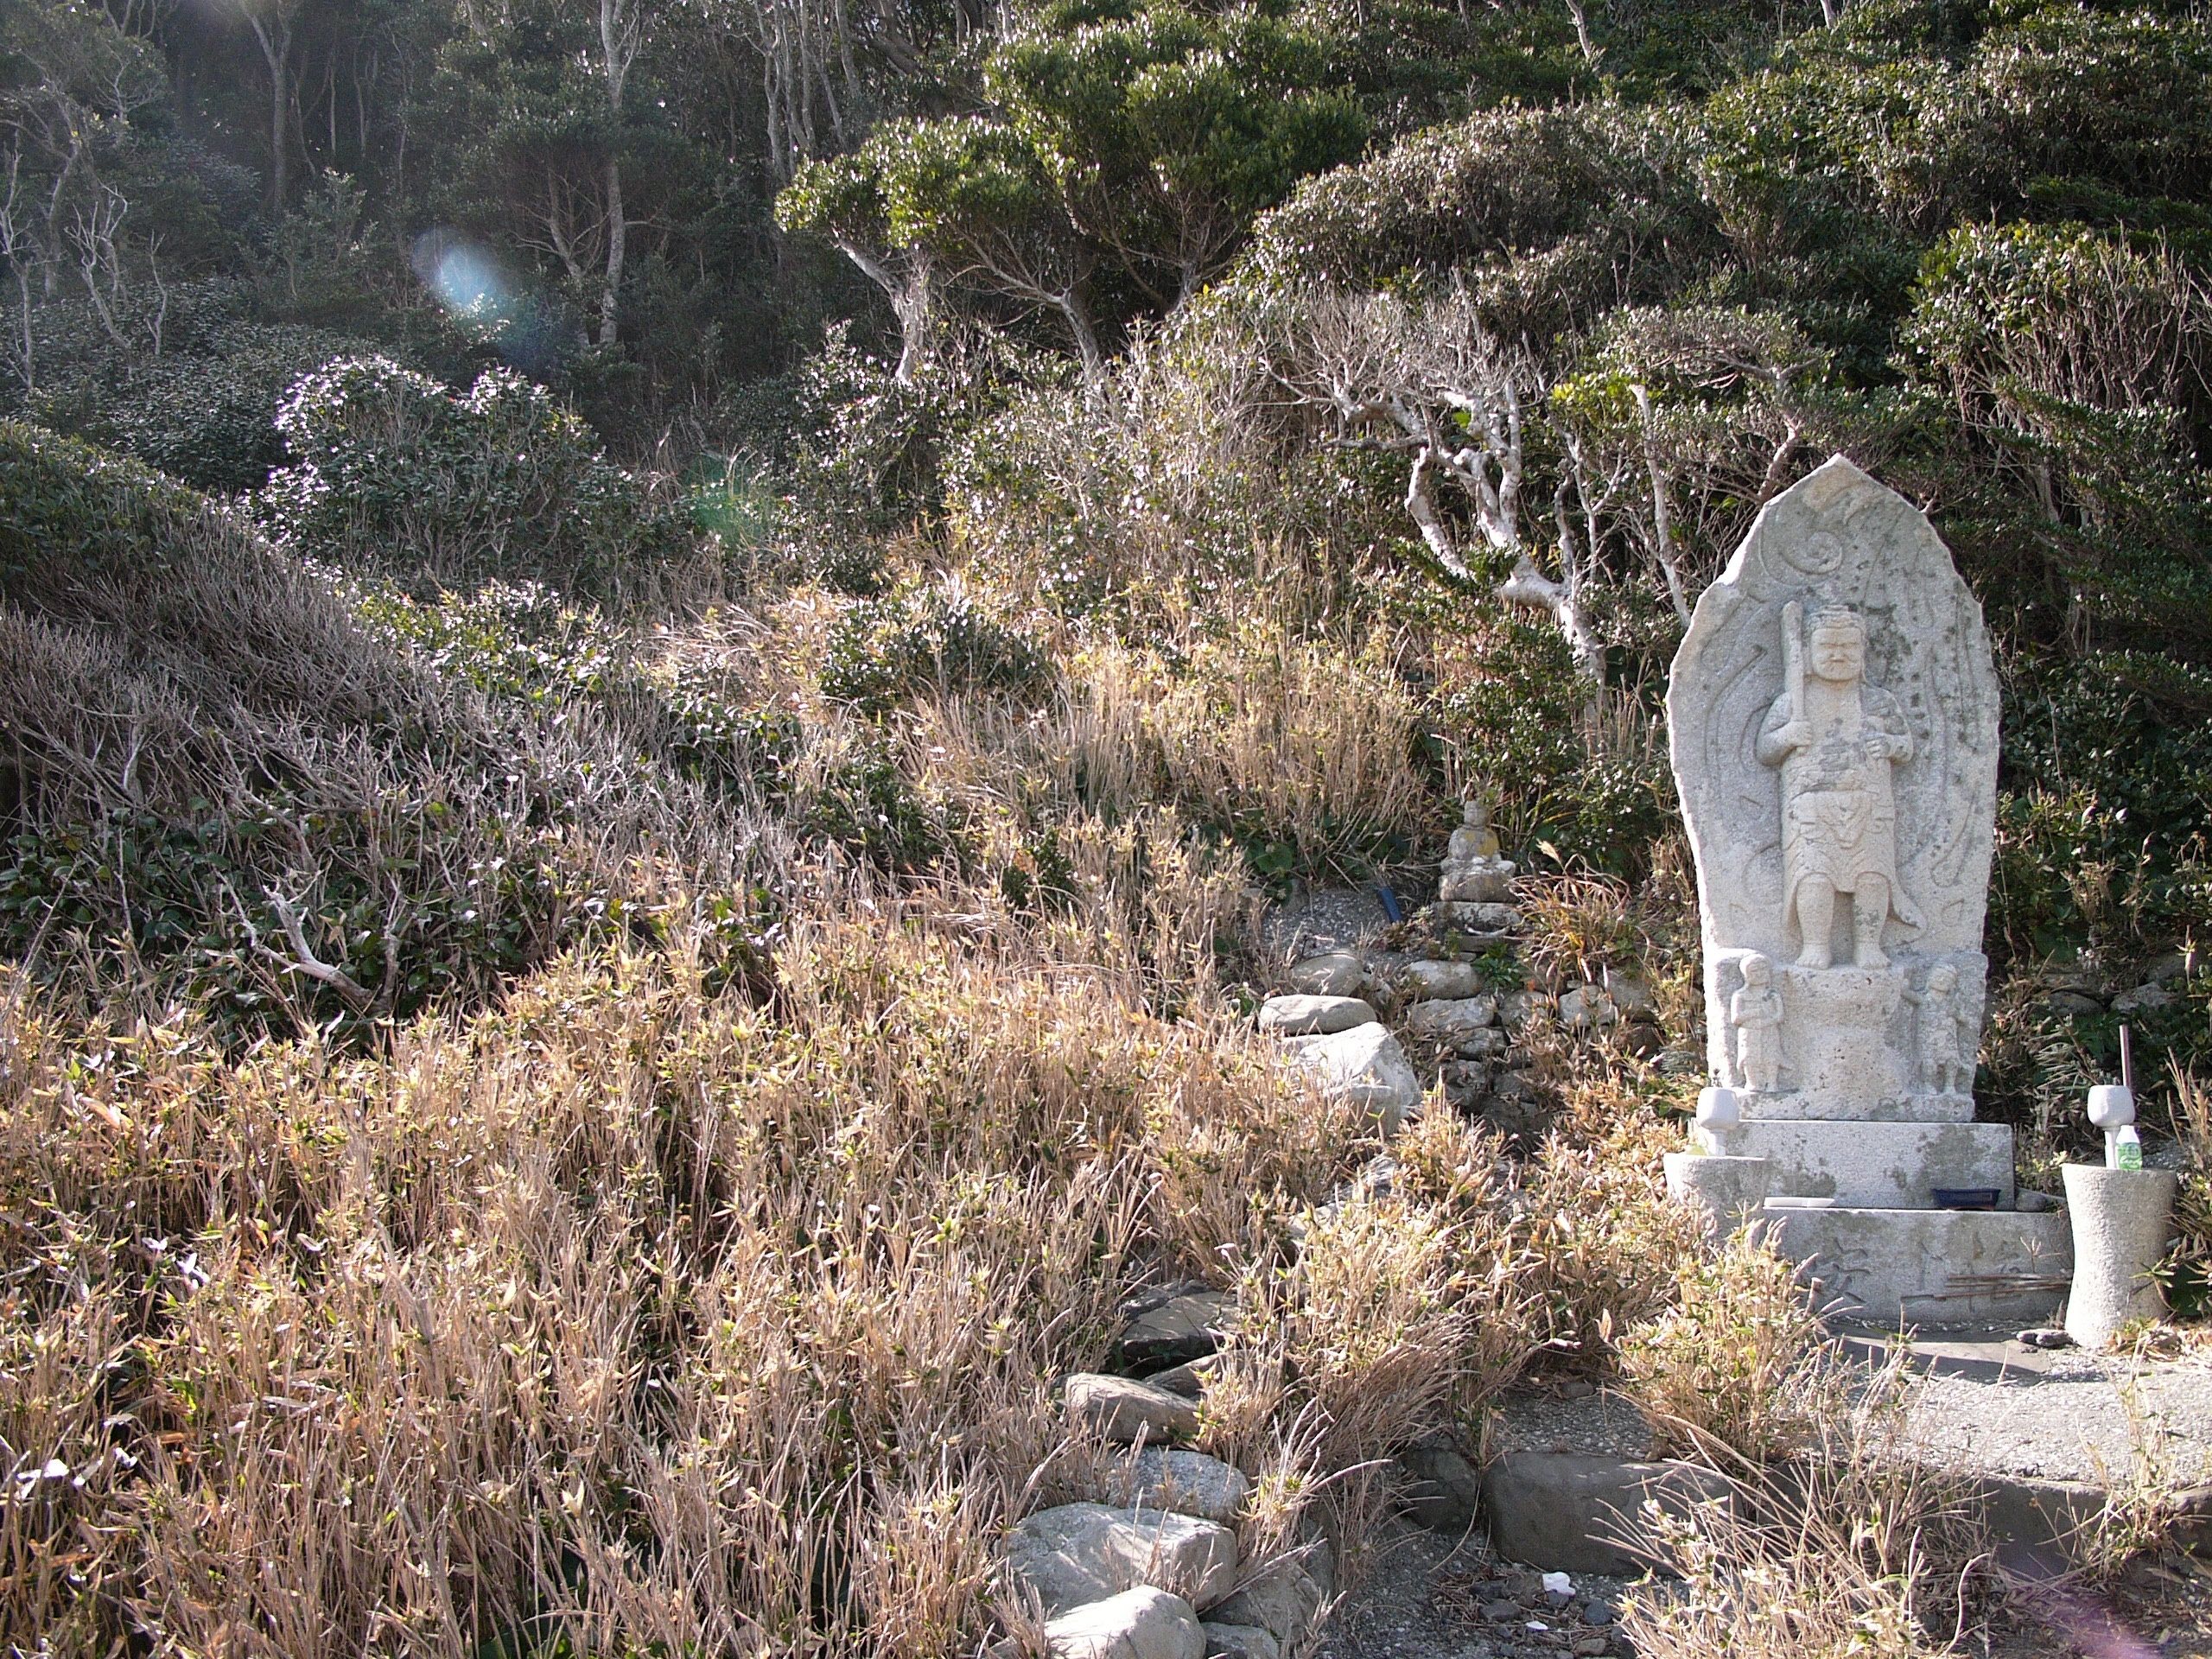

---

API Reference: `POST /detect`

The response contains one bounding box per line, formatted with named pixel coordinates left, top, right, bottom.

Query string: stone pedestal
left=1763, top=1205, right=2072, bottom=1324
left=2061, top=1165, right=2179, bottom=1349
left=1694, top=1119, right=2015, bottom=1209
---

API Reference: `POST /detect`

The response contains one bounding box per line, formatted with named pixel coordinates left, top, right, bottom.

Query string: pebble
left=1580, top=1599, right=1614, bottom=1626
left=1481, top=1599, right=1520, bottom=1623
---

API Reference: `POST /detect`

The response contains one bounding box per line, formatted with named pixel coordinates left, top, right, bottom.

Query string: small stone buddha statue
left=1439, top=793, right=1514, bottom=905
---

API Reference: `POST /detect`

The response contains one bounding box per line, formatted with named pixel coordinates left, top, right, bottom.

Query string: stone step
left=1692, top=1118, right=2016, bottom=1209
left=1761, top=1204, right=2071, bottom=1324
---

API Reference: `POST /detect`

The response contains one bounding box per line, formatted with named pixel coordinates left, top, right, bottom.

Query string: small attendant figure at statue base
left=1904, top=961, right=1970, bottom=1096
left=1730, top=952, right=1784, bottom=1093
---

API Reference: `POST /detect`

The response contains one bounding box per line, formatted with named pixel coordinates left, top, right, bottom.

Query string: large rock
left=1256, top=995, right=1376, bottom=1037
left=1107, top=1448, right=1250, bottom=1525
left=1399, top=959, right=1481, bottom=1001
left=1278, top=1022, right=1421, bottom=1134
left=1401, top=995, right=1497, bottom=1046
left=1285, top=953, right=1367, bottom=998
left=1067, top=1374, right=1201, bottom=1444
left=1205, top=1555, right=1328, bottom=1650
left=1396, top=1433, right=1484, bottom=1530
left=1044, top=1588, right=1205, bottom=1659
left=1118, top=1287, right=1234, bottom=1370
left=1004, top=1503, right=1238, bottom=1617
left=1482, top=1453, right=1732, bottom=1573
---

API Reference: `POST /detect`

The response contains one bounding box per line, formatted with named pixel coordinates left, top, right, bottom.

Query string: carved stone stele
left=1668, top=456, right=1999, bottom=1122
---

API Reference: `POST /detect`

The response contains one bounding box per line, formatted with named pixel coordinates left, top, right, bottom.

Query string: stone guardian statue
left=1754, top=602, right=1919, bottom=969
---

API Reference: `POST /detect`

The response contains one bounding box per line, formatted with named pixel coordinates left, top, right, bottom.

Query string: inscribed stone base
left=1693, top=1118, right=2016, bottom=1209
left=1762, top=1204, right=2070, bottom=1325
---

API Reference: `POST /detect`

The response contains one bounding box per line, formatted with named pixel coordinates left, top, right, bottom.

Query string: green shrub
left=819, top=582, right=1049, bottom=714
left=0, top=422, right=637, bottom=1037
left=354, top=580, right=798, bottom=801
left=259, top=356, right=705, bottom=604
left=7, top=282, right=377, bottom=493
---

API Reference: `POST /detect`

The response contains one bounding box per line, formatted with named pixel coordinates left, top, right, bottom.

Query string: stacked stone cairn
left=1002, top=1287, right=1331, bottom=1659
left=1253, top=797, right=1662, bottom=1146
left=1665, top=457, right=2070, bottom=1323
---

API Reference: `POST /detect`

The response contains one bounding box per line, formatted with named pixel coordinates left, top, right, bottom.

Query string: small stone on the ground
left=1278, top=1023, right=1422, bottom=1133
left=1401, top=959, right=1482, bottom=1001
left=1207, top=1556, right=1328, bottom=1649
left=1200, top=1621, right=1281, bottom=1659
left=1113, top=1447, right=1250, bottom=1525
left=1402, top=995, right=1497, bottom=1045
left=1067, top=1373, right=1201, bottom=1444
left=1119, top=1289, right=1234, bottom=1369
left=1285, top=953, right=1368, bottom=998
left=1556, top=985, right=1617, bottom=1029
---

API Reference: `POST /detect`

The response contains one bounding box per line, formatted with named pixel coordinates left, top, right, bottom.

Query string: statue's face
left=1808, top=621, right=1865, bottom=683
left=1743, top=959, right=1770, bottom=986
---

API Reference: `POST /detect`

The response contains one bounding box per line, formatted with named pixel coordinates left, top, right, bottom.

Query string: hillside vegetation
left=3, top=0, right=2211, bottom=1652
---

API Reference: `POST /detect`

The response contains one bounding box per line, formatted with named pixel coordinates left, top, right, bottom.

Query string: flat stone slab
left=1067, top=1374, right=1201, bottom=1444
left=1482, top=1452, right=1731, bottom=1573
left=1694, top=1118, right=2016, bottom=1209
left=1733, top=1089, right=1974, bottom=1123
left=1762, top=1203, right=2071, bottom=1323
left=1118, top=1288, right=1234, bottom=1370
left=1256, top=995, right=1376, bottom=1036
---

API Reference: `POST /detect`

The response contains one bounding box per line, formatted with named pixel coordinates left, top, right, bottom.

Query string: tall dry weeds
left=1614, top=1359, right=1987, bottom=1659
left=0, top=894, right=1446, bottom=1657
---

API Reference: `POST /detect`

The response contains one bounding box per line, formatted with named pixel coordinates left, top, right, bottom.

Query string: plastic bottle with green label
left=2114, top=1124, right=2143, bottom=1171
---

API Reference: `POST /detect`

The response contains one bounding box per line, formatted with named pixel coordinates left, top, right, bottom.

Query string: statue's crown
left=1807, top=603, right=1865, bottom=637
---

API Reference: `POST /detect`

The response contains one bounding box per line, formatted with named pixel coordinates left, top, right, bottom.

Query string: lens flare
left=411, top=232, right=511, bottom=321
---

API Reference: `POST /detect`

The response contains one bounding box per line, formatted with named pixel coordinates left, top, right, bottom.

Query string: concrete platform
left=1763, top=1204, right=2071, bottom=1324
left=1694, top=1118, right=2016, bottom=1208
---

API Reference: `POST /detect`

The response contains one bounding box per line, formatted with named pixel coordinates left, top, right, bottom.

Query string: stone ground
left=1315, top=1524, right=1635, bottom=1659
left=1866, top=1330, right=2212, bottom=1486
left=1480, top=1337, right=2212, bottom=1487
left=1320, top=1347, right=2212, bottom=1658
left=1320, top=1510, right=2212, bottom=1659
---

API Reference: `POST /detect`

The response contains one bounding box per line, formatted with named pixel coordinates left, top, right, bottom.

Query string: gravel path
left=1901, top=1344, right=2212, bottom=1485
left=1316, top=1523, right=1635, bottom=1659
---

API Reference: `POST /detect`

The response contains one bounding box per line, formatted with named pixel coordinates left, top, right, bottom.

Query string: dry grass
left=0, top=903, right=1464, bottom=1657
left=1618, top=1225, right=1832, bottom=1465
left=1615, top=1358, right=1987, bottom=1659
left=1062, top=614, right=1436, bottom=880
